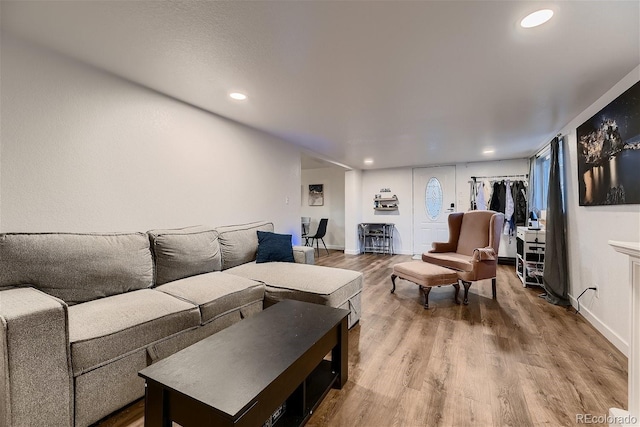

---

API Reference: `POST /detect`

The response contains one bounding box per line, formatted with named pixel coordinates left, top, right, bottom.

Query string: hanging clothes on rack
left=470, top=177, right=477, bottom=210
left=469, top=175, right=528, bottom=217
left=483, top=181, right=491, bottom=209
left=476, top=181, right=487, bottom=210
left=503, top=180, right=514, bottom=235
left=513, top=180, right=528, bottom=225
left=489, top=180, right=506, bottom=213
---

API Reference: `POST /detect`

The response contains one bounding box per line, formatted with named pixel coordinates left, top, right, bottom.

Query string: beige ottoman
left=391, top=261, right=461, bottom=309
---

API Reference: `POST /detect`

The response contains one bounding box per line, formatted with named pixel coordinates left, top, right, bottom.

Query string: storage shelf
left=358, top=223, right=394, bottom=255
left=516, top=226, right=545, bottom=288
left=273, top=360, right=337, bottom=427
left=374, top=195, right=398, bottom=211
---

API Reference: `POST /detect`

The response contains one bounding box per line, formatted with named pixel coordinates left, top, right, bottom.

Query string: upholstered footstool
left=391, top=262, right=461, bottom=309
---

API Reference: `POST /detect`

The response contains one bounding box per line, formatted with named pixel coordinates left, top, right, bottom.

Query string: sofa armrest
left=472, top=247, right=496, bottom=262
left=0, top=288, right=73, bottom=427
left=292, top=245, right=315, bottom=265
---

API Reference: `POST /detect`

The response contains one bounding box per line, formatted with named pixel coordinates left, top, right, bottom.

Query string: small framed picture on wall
left=309, top=184, right=324, bottom=206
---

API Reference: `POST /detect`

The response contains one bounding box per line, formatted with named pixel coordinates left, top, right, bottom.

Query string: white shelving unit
left=516, top=226, right=545, bottom=287
left=358, top=223, right=395, bottom=255
left=608, top=241, right=640, bottom=427
left=374, top=195, right=398, bottom=211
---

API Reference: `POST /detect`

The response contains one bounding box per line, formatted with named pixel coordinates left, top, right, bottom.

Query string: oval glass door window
left=425, top=177, right=443, bottom=220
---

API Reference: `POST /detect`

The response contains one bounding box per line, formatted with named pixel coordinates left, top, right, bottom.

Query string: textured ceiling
left=301, top=153, right=348, bottom=170
left=2, top=1, right=639, bottom=170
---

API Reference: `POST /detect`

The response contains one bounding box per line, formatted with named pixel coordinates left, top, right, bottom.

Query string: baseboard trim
left=569, top=294, right=629, bottom=357
left=343, top=249, right=413, bottom=256
left=498, top=256, right=516, bottom=266
left=305, top=244, right=345, bottom=251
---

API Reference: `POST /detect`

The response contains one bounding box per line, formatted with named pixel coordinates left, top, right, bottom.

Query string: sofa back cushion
left=216, top=221, right=274, bottom=270
left=147, top=226, right=222, bottom=285
left=0, top=232, right=153, bottom=304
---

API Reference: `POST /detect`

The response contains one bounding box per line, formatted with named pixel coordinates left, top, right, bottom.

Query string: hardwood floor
left=100, top=251, right=627, bottom=427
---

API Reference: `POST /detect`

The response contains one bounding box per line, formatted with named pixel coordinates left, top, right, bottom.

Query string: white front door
left=413, top=166, right=457, bottom=256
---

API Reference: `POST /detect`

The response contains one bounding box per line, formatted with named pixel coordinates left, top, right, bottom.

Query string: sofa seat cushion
left=68, top=289, right=200, bottom=375
left=421, top=252, right=473, bottom=272
left=154, top=272, right=265, bottom=324
left=225, top=262, right=362, bottom=308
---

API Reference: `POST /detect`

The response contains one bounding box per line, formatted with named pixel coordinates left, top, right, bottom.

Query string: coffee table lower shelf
left=272, top=360, right=337, bottom=427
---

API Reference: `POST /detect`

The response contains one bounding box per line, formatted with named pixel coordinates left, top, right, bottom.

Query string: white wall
left=360, top=168, right=414, bottom=255
left=0, top=36, right=302, bottom=238
left=344, top=170, right=362, bottom=255
left=301, top=167, right=345, bottom=249
left=352, top=160, right=529, bottom=256
left=455, top=159, right=530, bottom=258
left=560, top=65, right=640, bottom=355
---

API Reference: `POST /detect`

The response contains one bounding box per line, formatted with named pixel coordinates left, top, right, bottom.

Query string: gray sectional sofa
left=0, top=221, right=363, bottom=427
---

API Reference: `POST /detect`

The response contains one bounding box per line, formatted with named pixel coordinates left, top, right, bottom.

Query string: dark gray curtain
left=527, top=155, right=536, bottom=214
left=543, top=137, right=570, bottom=306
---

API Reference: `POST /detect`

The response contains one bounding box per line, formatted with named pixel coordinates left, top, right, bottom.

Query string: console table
left=609, top=241, right=640, bottom=427
left=358, top=223, right=394, bottom=255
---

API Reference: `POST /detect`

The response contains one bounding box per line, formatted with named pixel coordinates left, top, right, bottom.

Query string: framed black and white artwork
left=577, top=80, right=640, bottom=206
left=308, top=184, right=324, bottom=206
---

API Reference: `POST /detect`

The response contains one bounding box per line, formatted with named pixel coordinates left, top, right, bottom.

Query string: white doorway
left=300, top=154, right=348, bottom=250
left=412, top=166, right=457, bottom=256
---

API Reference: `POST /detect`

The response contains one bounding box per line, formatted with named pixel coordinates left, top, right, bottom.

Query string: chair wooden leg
left=420, top=285, right=432, bottom=309
left=462, top=281, right=471, bottom=305
left=321, top=238, right=329, bottom=255
left=453, top=281, right=461, bottom=305
left=391, top=274, right=397, bottom=293
left=492, top=278, right=497, bottom=299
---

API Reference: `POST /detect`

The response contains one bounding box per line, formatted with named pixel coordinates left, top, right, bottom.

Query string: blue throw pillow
left=256, top=231, right=295, bottom=263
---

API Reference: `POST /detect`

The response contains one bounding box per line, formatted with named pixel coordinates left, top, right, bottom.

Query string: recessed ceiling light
left=482, top=149, right=495, bottom=155
left=364, top=159, right=374, bottom=165
left=229, top=92, right=247, bottom=100
left=520, top=9, right=554, bottom=28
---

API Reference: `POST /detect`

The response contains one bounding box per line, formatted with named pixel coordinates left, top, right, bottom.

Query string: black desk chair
left=308, top=218, right=329, bottom=256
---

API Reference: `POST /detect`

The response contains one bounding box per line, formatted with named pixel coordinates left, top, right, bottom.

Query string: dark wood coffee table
left=138, top=299, right=349, bottom=427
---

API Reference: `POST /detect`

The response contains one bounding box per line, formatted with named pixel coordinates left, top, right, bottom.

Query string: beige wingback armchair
left=421, top=210, right=505, bottom=303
